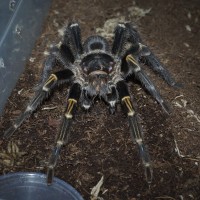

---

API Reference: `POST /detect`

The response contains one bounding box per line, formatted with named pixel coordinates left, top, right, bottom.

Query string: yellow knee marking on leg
left=126, top=55, right=141, bottom=72
left=122, top=96, right=135, bottom=116
left=126, top=55, right=138, bottom=66
left=44, top=74, right=58, bottom=88
left=46, top=74, right=58, bottom=84
left=65, top=98, right=77, bottom=118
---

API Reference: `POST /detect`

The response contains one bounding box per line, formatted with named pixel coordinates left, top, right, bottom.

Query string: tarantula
left=3, top=22, right=180, bottom=185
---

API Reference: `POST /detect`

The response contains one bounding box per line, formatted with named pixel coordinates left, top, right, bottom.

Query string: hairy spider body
left=4, top=22, right=180, bottom=185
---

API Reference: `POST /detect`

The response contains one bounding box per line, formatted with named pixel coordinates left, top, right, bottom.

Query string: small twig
left=42, top=106, right=57, bottom=110
left=155, top=196, right=176, bottom=200
left=174, top=136, right=199, bottom=161
left=174, top=94, right=184, bottom=100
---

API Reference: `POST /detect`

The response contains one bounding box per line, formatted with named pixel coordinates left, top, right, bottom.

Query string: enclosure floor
left=1, top=0, right=200, bottom=199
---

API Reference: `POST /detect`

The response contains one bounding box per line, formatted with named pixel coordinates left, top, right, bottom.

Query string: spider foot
left=47, top=144, right=61, bottom=185
left=171, top=81, right=183, bottom=89
left=159, top=100, right=171, bottom=115
left=4, top=126, right=18, bottom=139
left=144, top=164, right=153, bottom=184
left=47, top=167, right=54, bottom=185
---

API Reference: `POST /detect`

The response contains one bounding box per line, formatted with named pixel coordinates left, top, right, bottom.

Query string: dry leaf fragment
left=90, top=176, right=104, bottom=200
left=185, top=25, right=191, bottom=32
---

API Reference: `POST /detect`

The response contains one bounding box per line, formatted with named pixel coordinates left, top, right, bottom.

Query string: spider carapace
left=3, top=22, right=180, bottom=185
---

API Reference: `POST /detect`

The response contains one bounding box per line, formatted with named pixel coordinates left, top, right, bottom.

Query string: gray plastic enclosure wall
left=0, top=0, right=52, bottom=115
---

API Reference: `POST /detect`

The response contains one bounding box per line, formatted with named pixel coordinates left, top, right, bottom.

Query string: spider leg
left=116, top=80, right=152, bottom=184
left=139, top=50, right=181, bottom=88
left=112, top=23, right=147, bottom=57
left=38, top=23, right=82, bottom=88
left=4, top=69, right=74, bottom=139
left=112, top=23, right=126, bottom=56
left=63, top=22, right=83, bottom=59
left=124, top=23, right=181, bottom=88
left=125, top=23, right=142, bottom=44
left=126, top=54, right=170, bottom=114
left=47, top=83, right=81, bottom=184
left=37, top=45, right=74, bottom=88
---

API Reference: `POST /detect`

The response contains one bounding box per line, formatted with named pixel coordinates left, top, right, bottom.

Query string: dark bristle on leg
left=64, top=23, right=83, bottom=58
left=116, top=80, right=153, bottom=184
left=125, top=23, right=142, bottom=44
left=112, top=24, right=126, bottom=56
left=42, top=48, right=57, bottom=79
left=69, top=23, right=83, bottom=54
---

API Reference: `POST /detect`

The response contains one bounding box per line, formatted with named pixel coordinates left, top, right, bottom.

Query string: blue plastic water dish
left=0, top=172, right=84, bottom=200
